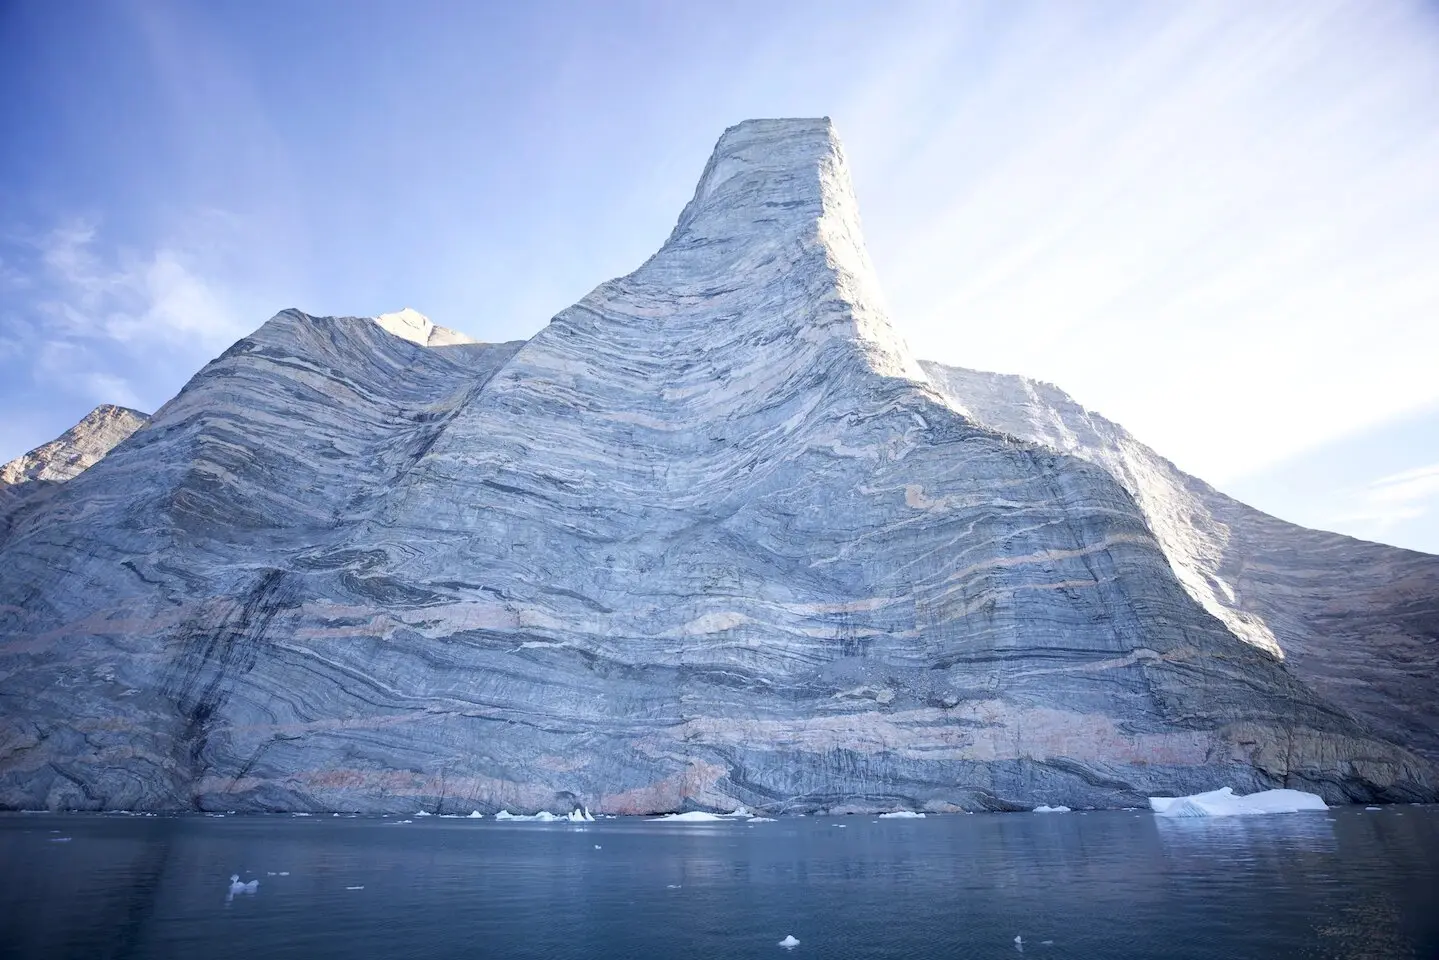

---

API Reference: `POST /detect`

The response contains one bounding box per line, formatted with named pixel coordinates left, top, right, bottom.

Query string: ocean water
left=2, top=807, right=1436, bottom=959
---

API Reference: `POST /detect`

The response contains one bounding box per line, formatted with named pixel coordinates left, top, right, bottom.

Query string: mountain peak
left=374, top=308, right=477, bottom=347
left=0, top=404, right=148, bottom=487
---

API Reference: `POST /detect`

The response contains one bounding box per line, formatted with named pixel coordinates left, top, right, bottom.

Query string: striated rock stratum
left=1, top=118, right=1435, bottom=814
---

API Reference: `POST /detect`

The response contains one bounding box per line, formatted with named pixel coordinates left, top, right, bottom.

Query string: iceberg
left=566, top=807, right=596, bottom=822
left=879, top=811, right=925, bottom=819
left=778, top=935, right=800, bottom=948
left=1032, top=805, right=1071, bottom=813
left=467, top=810, right=485, bottom=818
left=494, top=809, right=560, bottom=822
left=1149, top=787, right=1328, bottom=818
left=648, top=811, right=726, bottom=822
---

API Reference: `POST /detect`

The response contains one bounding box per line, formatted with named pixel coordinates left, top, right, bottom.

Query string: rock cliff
left=0, top=118, right=1433, bottom=813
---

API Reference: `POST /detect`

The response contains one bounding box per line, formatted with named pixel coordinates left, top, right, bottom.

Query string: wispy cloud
left=0, top=215, right=256, bottom=436
left=31, top=218, right=248, bottom=348
left=1331, top=463, right=1439, bottom=531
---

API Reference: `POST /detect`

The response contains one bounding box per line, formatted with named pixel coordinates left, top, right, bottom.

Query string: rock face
left=0, top=118, right=1434, bottom=814
left=0, top=404, right=148, bottom=546
left=921, top=364, right=1439, bottom=765
left=1, top=404, right=148, bottom=486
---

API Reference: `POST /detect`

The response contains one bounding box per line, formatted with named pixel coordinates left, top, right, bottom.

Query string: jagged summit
left=0, top=404, right=148, bottom=487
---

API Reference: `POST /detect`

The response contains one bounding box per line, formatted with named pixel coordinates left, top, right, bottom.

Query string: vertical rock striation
left=0, top=119, right=1433, bottom=814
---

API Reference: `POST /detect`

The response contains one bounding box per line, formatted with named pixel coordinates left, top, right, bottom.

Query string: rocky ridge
left=0, top=118, right=1433, bottom=814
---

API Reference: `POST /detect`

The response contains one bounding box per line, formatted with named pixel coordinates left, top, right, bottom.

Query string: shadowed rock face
left=0, top=118, right=1434, bottom=814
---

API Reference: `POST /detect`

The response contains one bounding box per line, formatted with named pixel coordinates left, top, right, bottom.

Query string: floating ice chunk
left=649, top=811, right=726, bottom=822
left=495, top=809, right=560, bottom=822
left=228, top=875, right=259, bottom=895
left=594, top=844, right=602, bottom=849
left=279, top=872, right=290, bottom=876
left=666, top=884, right=681, bottom=889
left=467, top=811, right=485, bottom=819
left=291, top=812, right=311, bottom=817
left=725, top=805, right=752, bottom=818
left=779, top=935, right=800, bottom=948
left=415, top=810, right=432, bottom=817
left=48, top=837, right=72, bottom=842
left=1014, top=935, right=1023, bottom=947
left=879, top=811, right=925, bottom=819
left=750, top=817, right=777, bottom=822
left=1149, top=787, right=1327, bottom=818
left=566, top=807, right=596, bottom=822
left=1032, top=805, right=1071, bottom=813
left=1365, top=806, right=1382, bottom=811
left=345, top=886, right=364, bottom=891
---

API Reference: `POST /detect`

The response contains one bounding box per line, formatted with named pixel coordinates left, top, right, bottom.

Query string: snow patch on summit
left=374, top=308, right=477, bottom=347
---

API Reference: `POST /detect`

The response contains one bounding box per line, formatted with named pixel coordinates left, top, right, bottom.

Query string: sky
left=1, top=0, right=1437, bottom=553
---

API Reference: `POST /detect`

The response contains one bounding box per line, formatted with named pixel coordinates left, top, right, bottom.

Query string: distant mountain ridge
left=0, top=118, right=1433, bottom=814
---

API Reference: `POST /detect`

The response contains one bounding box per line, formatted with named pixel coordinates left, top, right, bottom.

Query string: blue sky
left=2, top=0, right=1437, bottom=553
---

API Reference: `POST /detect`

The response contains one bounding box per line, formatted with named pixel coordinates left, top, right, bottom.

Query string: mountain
left=1, top=404, right=148, bottom=486
left=0, top=403, right=148, bottom=545
left=0, top=118, right=1433, bottom=814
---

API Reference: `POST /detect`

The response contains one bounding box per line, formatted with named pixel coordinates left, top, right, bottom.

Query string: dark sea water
left=2, top=807, right=1437, bottom=960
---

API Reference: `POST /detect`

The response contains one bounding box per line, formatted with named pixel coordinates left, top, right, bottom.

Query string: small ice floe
left=1149, top=787, right=1327, bottom=818
left=594, top=844, right=602, bottom=849
left=393, top=819, right=413, bottom=824
left=291, top=812, right=311, bottom=817
left=750, top=817, right=777, bottom=823
left=1032, top=805, right=1071, bottom=813
left=1041, top=941, right=1053, bottom=946
left=467, top=811, right=485, bottom=819
left=778, top=935, right=801, bottom=948
left=415, top=811, right=432, bottom=817
left=495, top=809, right=560, bottom=822
left=1365, top=806, right=1382, bottom=811
left=723, top=805, right=752, bottom=818
left=1014, top=934, right=1023, bottom=950
left=279, top=872, right=290, bottom=876
left=878, top=811, right=925, bottom=819
left=345, top=886, right=364, bottom=891
left=48, top=837, right=72, bottom=842
left=648, top=811, right=726, bottom=822
left=666, top=884, right=682, bottom=889
left=228, top=875, right=259, bottom=896
left=566, top=807, right=595, bottom=822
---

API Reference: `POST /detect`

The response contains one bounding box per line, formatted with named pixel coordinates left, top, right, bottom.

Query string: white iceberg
left=724, top=805, right=752, bottom=818
left=648, top=811, right=726, bottom=822
left=415, top=810, right=432, bottom=817
left=228, top=875, right=259, bottom=895
left=1032, top=805, right=1071, bottom=813
left=879, top=811, right=925, bottom=819
left=1149, top=787, right=1328, bottom=818
left=494, top=809, right=560, bottom=822
left=566, top=807, right=596, bottom=822
left=750, top=817, right=777, bottom=822
left=778, top=935, right=800, bottom=948
left=467, top=810, right=485, bottom=819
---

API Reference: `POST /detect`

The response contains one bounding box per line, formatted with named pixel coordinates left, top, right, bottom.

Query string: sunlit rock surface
left=0, top=118, right=1434, bottom=814
left=922, top=364, right=1439, bottom=765
left=0, top=403, right=148, bottom=545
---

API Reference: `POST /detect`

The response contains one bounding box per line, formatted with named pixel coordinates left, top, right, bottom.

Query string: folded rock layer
left=0, top=118, right=1433, bottom=814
